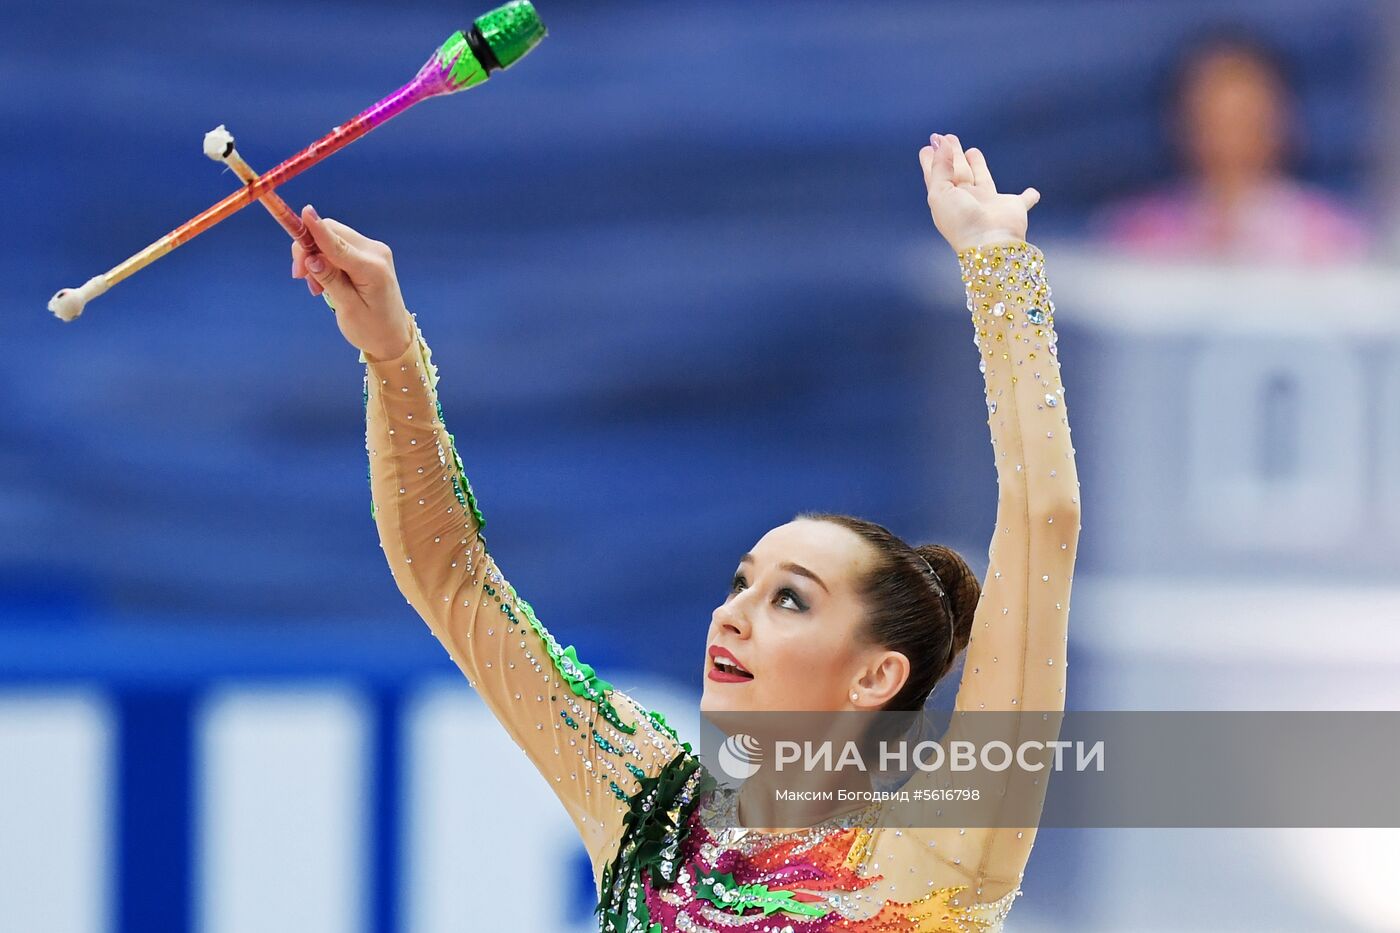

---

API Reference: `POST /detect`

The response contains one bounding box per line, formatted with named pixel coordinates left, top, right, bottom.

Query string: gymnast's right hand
left=292, top=204, right=414, bottom=361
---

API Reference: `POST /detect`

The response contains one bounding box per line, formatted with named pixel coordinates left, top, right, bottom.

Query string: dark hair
left=1161, top=26, right=1296, bottom=116
left=797, top=512, right=981, bottom=711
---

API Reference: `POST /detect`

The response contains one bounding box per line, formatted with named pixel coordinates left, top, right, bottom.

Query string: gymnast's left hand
left=919, top=133, right=1040, bottom=254
left=292, top=204, right=413, bottom=361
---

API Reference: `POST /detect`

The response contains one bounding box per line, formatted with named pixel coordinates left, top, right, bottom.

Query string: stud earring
left=850, top=691, right=859, bottom=703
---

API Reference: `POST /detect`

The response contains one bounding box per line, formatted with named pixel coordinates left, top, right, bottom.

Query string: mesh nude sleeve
left=890, top=241, right=1081, bottom=904
left=954, top=241, right=1079, bottom=711
left=361, top=314, right=684, bottom=876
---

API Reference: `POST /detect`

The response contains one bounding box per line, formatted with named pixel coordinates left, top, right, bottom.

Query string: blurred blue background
left=4, top=1, right=1400, bottom=931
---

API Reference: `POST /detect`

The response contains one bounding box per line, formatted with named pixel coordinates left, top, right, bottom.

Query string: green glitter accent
left=560, top=710, right=578, bottom=731
left=435, top=30, right=490, bottom=91
left=609, top=781, right=628, bottom=802
left=695, top=870, right=831, bottom=919
left=592, top=731, right=624, bottom=756
left=475, top=1, right=547, bottom=69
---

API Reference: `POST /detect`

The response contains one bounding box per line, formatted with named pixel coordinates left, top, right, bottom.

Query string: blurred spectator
left=1095, top=29, right=1372, bottom=262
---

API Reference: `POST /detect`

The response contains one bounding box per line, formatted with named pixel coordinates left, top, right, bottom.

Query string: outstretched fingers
left=966, top=147, right=996, bottom=191
left=920, top=133, right=1041, bottom=252
left=945, top=134, right=974, bottom=187
left=920, top=133, right=956, bottom=195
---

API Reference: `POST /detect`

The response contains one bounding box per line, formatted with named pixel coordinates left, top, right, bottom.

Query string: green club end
left=474, top=0, right=546, bottom=70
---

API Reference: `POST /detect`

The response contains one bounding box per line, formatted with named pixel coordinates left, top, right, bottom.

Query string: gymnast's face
left=701, top=519, right=910, bottom=714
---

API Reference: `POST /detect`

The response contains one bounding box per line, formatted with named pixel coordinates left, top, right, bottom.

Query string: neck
left=734, top=749, right=878, bottom=833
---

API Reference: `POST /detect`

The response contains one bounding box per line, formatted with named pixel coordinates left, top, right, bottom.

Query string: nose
left=711, top=597, right=751, bottom=639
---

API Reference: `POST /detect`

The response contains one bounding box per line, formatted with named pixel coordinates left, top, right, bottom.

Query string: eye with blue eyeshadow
left=728, top=571, right=808, bottom=612
left=777, top=587, right=808, bottom=612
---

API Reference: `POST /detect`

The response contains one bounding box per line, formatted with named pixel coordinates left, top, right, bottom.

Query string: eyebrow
left=738, top=553, right=830, bottom=594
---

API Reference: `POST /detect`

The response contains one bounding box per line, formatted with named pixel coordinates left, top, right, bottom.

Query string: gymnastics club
left=202, top=124, right=319, bottom=259
left=204, top=125, right=343, bottom=312
left=48, top=0, right=546, bottom=322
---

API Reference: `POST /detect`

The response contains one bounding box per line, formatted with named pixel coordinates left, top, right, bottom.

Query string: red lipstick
left=707, top=645, right=754, bottom=683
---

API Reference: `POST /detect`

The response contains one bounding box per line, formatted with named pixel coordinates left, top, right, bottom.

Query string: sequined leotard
left=362, top=240, right=1080, bottom=932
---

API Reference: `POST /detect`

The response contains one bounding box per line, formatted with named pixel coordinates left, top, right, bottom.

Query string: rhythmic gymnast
left=290, top=132, right=1080, bottom=931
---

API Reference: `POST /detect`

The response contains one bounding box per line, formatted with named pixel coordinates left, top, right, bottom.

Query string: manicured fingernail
left=929, top=134, right=941, bottom=150
left=307, top=254, right=326, bottom=274
left=306, top=204, right=320, bottom=222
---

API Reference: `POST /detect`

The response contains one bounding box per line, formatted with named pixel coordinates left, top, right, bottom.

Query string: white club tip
left=48, top=275, right=109, bottom=322
left=48, top=288, right=87, bottom=321
left=203, top=124, right=235, bottom=162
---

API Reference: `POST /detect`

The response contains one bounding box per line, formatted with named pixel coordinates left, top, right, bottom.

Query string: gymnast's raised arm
left=289, top=204, right=685, bottom=886
left=917, top=135, right=1082, bottom=896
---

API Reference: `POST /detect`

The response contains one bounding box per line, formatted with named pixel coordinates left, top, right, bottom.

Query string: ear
left=856, top=649, right=911, bottom=707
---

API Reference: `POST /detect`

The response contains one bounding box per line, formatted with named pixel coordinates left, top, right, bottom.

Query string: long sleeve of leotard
left=896, top=240, right=1081, bottom=903
left=954, top=240, right=1079, bottom=714
left=361, top=313, right=684, bottom=880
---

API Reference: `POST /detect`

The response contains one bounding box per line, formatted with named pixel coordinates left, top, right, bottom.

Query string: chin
left=699, top=686, right=723, bottom=713
left=700, top=684, right=752, bottom=714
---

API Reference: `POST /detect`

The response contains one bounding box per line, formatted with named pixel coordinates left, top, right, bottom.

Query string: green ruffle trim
left=451, top=447, right=486, bottom=525
left=507, top=587, right=636, bottom=735
left=413, top=324, right=488, bottom=533
left=645, top=709, right=692, bottom=754
left=363, top=372, right=375, bottom=520
left=360, top=319, right=488, bottom=534
left=598, top=751, right=716, bottom=933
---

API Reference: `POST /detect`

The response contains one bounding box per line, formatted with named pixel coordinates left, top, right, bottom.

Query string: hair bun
left=915, top=543, right=981, bottom=661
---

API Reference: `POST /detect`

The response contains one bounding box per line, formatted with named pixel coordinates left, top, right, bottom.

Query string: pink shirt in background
left=1095, top=178, right=1373, bottom=262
